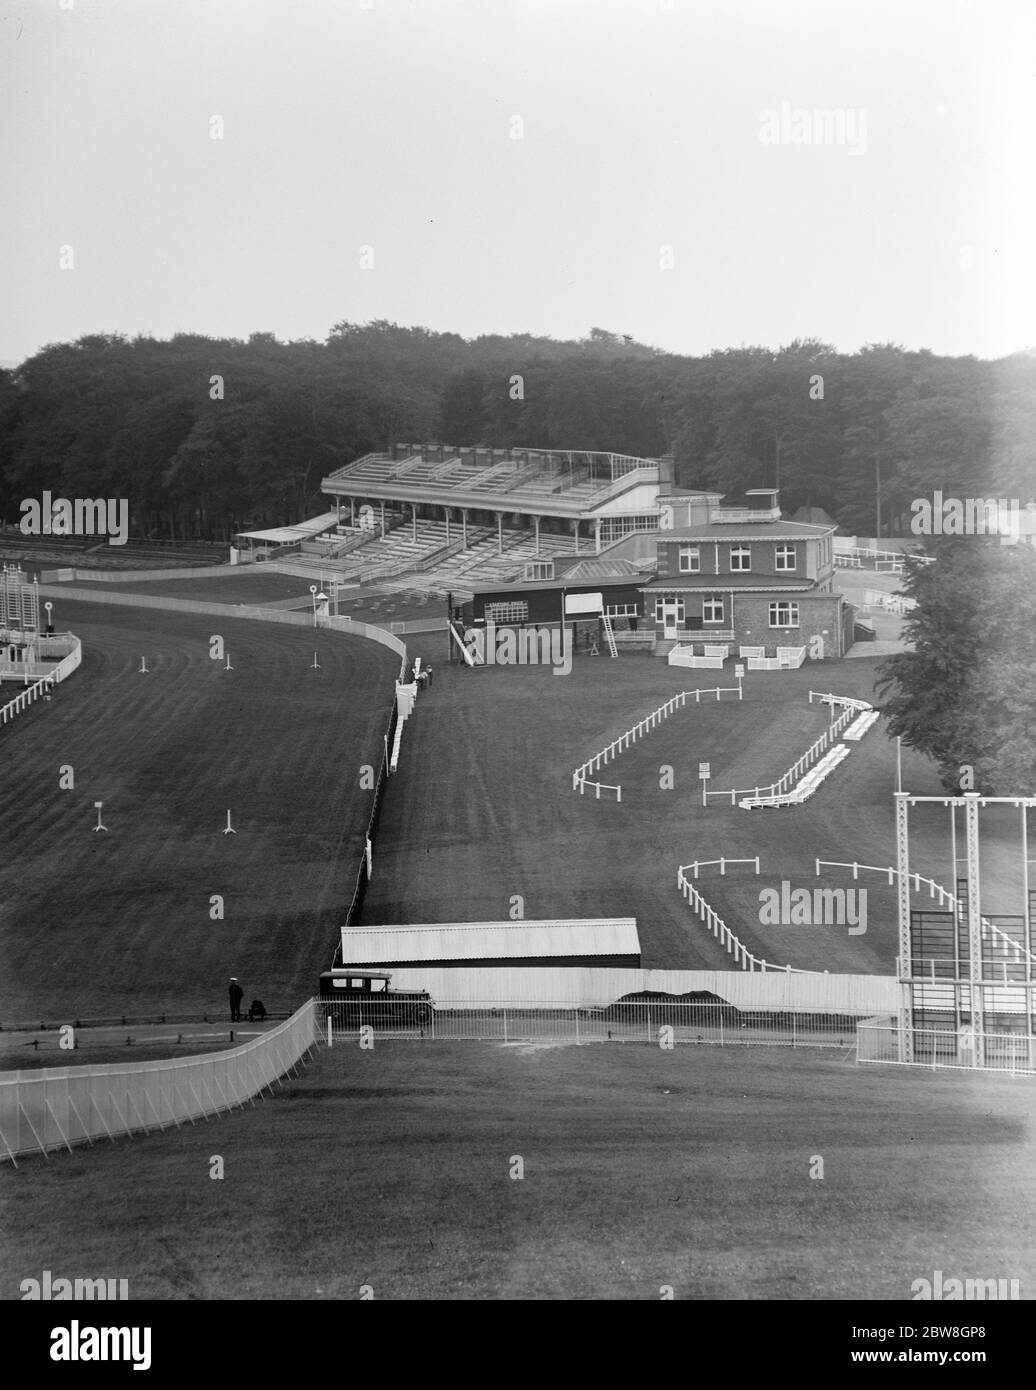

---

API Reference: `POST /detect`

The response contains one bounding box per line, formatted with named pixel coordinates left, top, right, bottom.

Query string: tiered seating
left=739, top=743, right=851, bottom=809
left=843, top=709, right=880, bottom=741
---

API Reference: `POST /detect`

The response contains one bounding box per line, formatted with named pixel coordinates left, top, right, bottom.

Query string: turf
left=2, top=1041, right=1032, bottom=1300
left=0, top=599, right=398, bottom=1022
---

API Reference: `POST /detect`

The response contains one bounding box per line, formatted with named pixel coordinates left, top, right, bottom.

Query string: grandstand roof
left=339, top=919, right=641, bottom=967
left=236, top=512, right=339, bottom=544
left=554, top=557, right=645, bottom=581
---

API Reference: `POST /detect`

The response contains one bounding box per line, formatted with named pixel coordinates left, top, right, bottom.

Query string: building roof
left=339, top=919, right=641, bottom=965
left=792, top=506, right=838, bottom=526
left=660, top=520, right=837, bottom=541
left=553, top=557, right=645, bottom=581
left=236, top=511, right=339, bottom=544
left=641, top=573, right=817, bottom=592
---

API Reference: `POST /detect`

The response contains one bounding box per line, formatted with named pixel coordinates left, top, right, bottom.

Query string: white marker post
left=699, top=762, right=711, bottom=807
left=139, top=656, right=149, bottom=674
left=222, top=809, right=237, bottom=836
left=311, top=651, right=321, bottom=670
left=93, top=801, right=108, bottom=833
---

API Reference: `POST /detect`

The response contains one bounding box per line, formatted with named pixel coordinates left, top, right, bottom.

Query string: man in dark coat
left=228, top=977, right=244, bottom=1022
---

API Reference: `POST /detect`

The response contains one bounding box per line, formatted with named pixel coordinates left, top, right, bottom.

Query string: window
left=769, top=601, right=799, bottom=628
left=485, top=600, right=529, bottom=623
left=679, top=546, right=700, bottom=573
left=775, top=544, right=796, bottom=571
left=702, top=594, right=725, bottom=624
left=729, top=545, right=751, bottom=571
left=606, top=603, right=639, bottom=617
left=654, top=598, right=685, bottom=623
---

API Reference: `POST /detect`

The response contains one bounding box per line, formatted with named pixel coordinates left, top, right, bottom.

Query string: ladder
left=601, top=612, right=618, bottom=658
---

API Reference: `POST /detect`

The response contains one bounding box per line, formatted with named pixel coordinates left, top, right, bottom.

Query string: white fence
left=0, top=633, right=82, bottom=728
left=677, top=858, right=814, bottom=973
left=739, top=645, right=807, bottom=671
left=573, top=684, right=742, bottom=799
left=0, top=1001, right=319, bottom=1164
left=858, top=1023, right=1036, bottom=1075
left=668, top=643, right=730, bottom=669
left=704, top=695, right=860, bottom=807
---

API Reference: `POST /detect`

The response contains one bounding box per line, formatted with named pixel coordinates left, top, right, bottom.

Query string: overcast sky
left=2, top=0, right=1032, bottom=365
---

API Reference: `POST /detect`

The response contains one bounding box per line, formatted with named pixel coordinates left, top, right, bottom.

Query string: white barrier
left=0, top=634, right=81, bottom=729
left=677, top=859, right=811, bottom=974
left=744, top=645, right=806, bottom=671
left=0, top=1001, right=319, bottom=1163
left=573, top=684, right=743, bottom=798
left=705, top=693, right=858, bottom=807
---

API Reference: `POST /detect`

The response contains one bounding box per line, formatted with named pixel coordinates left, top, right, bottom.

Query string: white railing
left=858, top=1024, right=1036, bottom=1075
left=0, top=1001, right=319, bottom=1163
left=0, top=633, right=81, bottom=728
left=573, top=684, right=743, bottom=798
left=705, top=699, right=857, bottom=807
left=676, top=860, right=809, bottom=974
left=814, top=861, right=1036, bottom=971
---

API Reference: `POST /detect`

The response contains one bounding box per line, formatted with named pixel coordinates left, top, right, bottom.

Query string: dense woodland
left=0, top=322, right=1033, bottom=542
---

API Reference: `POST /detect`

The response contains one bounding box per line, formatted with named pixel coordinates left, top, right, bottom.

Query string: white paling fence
left=0, top=1001, right=318, bottom=1164
left=0, top=633, right=81, bottom=728
left=573, top=683, right=743, bottom=800
left=677, top=858, right=812, bottom=974
left=704, top=691, right=868, bottom=809
left=738, top=644, right=807, bottom=671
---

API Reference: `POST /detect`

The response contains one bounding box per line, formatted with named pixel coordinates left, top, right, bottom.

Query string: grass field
left=2, top=1040, right=1032, bottom=1300
left=0, top=599, right=397, bottom=1022
left=361, top=650, right=1021, bottom=974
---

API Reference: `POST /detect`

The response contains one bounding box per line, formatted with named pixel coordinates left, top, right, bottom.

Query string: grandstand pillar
left=534, top=516, right=541, bottom=555
left=572, top=519, right=580, bottom=555
left=350, top=498, right=355, bottom=526
left=594, top=518, right=602, bottom=554
left=444, top=508, right=451, bottom=544
left=496, top=512, right=503, bottom=555
left=412, top=504, right=418, bottom=542
left=461, top=510, right=468, bottom=549
left=380, top=502, right=386, bottom=538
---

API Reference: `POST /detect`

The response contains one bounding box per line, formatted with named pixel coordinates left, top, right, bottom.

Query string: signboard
left=564, top=592, right=604, bottom=616
left=734, top=664, right=745, bottom=679
left=699, top=762, right=711, bottom=780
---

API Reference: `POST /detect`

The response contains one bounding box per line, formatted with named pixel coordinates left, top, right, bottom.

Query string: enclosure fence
left=857, top=1023, right=1036, bottom=1076
left=0, top=634, right=82, bottom=728
left=0, top=1001, right=319, bottom=1164
left=573, top=684, right=743, bottom=800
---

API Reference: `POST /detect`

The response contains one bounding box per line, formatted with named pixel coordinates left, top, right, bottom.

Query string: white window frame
left=729, top=544, right=751, bottom=572
left=769, top=601, right=799, bottom=628
left=702, top=594, right=725, bottom=624
left=775, top=544, right=796, bottom=571
left=678, top=546, right=700, bottom=573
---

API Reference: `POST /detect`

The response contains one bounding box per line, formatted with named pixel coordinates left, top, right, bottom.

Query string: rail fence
left=573, top=684, right=743, bottom=800
left=0, top=1001, right=319, bottom=1164
left=815, top=859, right=1036, bottom=977
left=677, top=858, right=812, bottom=973
left=319, top=998, right=864, bottom=1048
left=0, top=633, right=82, bottom=728
left=858, top=1023, right=1036, bottom=1075
left=704, top=693, right=865, bottom=807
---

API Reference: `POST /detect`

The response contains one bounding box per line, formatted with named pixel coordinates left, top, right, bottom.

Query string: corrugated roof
left=340, top=919, right=640, bottom=964
left=237, top=511, right=339, bottom=543
left=556, top=557, right=644, bottom=581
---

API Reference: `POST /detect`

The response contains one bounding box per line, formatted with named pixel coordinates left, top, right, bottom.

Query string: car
left=318, top=969, right=434, bottom=1027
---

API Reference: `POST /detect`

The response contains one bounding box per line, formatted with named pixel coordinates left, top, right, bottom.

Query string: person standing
left=426, top=665, right=434, bottom=687
left=228, top=977, right=244, bottom=1022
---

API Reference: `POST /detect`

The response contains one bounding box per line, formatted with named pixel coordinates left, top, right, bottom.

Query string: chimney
left=658, top=453, right=676, bottom=494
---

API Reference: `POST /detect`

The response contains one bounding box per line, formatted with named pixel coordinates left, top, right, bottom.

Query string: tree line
left=0, top=322, right=1033, bottom=542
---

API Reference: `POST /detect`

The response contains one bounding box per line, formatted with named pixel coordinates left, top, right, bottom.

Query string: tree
left=875, top=544, right=1036, bottom=793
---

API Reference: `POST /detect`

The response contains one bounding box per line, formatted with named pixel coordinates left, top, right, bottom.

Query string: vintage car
left=318, top=969, right=434, bottom=1027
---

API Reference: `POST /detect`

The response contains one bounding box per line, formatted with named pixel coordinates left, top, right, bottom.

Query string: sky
left=1, top=0, right=1033, bottom=365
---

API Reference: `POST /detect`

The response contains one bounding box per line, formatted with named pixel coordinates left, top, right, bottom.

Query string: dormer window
left=775, top=544, right=796, bottom=571
left=729, top=544, right=751, bottom=572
